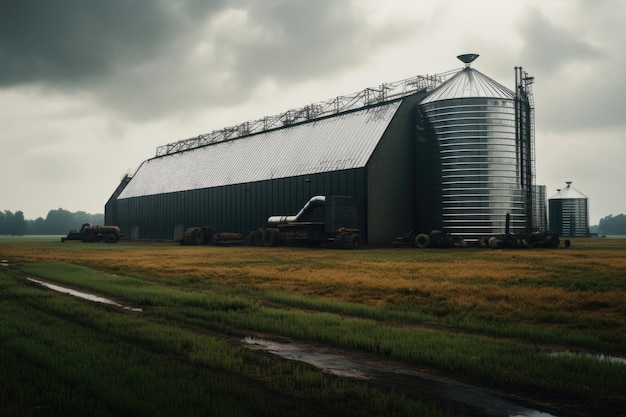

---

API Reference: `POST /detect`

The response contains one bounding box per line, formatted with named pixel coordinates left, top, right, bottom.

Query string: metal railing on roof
left=155, top=72, right=449, bottom=157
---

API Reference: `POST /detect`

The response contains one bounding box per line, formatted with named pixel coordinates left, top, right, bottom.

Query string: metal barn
left=106, top=55, right=537, bottom=245
left=106, top=80, right=433, bottom=245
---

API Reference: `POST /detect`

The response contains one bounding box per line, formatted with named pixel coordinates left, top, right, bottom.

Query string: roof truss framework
left=155, top=74, right=445, bottom=157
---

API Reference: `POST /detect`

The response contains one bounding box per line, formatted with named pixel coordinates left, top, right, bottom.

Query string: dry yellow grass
left=2, top=237, right=625, bottom=333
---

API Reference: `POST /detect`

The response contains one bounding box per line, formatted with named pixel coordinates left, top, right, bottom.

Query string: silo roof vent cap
left=457, top=53, right=479, bottom=66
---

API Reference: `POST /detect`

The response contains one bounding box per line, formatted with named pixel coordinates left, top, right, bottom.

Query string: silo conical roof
left=549, top=182, right=588, bottom=199
left=420, top=64, right=514, bottom=104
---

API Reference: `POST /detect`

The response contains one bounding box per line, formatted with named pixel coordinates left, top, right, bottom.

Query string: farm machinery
left=179, top=226, right=245, bottom=246
left=248, top=195, right=362, bottom=249
left=61, top=223, right=124, bottom=243
left=393, top=213, right=568, bottom=249
left=479, top=213, right=567, bottom=249
left=392, top=230, right=467, bottom=249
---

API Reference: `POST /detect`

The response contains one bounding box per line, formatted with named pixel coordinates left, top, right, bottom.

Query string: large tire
left=415, top=233, right=430, bottom=249
left=543, top=234, right=559, bottom=248
left=263, top=228, right=280, bottom=246
left=346, top=233, right=361, bottom=249
left=488, top=236, right=501, bottom=249
left=253, top=229, right=265, bottom=246
left=192, top=228, right=204, bottom=245
left=246, top=231, right=257, bottom=246
left=105, top=233, right=118, bottom=243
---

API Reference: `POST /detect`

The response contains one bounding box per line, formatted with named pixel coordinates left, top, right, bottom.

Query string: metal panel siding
left=366, top=93, right=424, bottom=245
left=119, top=102, right=400, bottom=199
left=114, top=168, right=366, bottom=240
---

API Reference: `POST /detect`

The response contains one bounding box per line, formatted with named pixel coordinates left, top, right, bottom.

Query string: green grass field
left=1, top=237, right=624, bottom=416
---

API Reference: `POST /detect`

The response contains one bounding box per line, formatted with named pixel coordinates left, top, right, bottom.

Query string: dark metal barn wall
left=366, top=93, right=426, bottom=245
left=104, top=175, right=132, bottom=227
left=114, top=168, right=367, bottom=241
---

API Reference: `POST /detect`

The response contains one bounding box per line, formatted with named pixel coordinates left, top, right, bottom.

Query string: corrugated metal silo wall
left=366, top=93, right=426, bottom=245
left=548, top=198, right=589, bottom=237
left=112, top=168, right=367, bottom=241
left=548, top=199, right=564, bottom=236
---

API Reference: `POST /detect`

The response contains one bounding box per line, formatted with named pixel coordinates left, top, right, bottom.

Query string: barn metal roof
left=419, top=66, right=514, bottom=104
left=118, top=101, right=402, bottom=199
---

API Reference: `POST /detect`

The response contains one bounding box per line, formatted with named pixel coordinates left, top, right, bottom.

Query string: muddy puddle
left=243, top=337, right=557, bottom=417
left=549, top=351, right=626, bottom=365
left=26, top=277, right=142, bottom=312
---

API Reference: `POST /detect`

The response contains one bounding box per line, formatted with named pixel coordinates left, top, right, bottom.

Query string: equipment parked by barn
left=180, top=226, right=245, bottom=246
left=392, top=230, right=466, bottom=248
left=61, top=223, right=123, bottom=243
left=479, top=213, right=567, bottom=249
left=248, top=195, right=362, bottom=249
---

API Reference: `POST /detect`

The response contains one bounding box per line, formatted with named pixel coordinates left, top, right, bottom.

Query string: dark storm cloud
left=0, top=0, right=409, bottom=120
left=0, top=1, right=217, bottom=86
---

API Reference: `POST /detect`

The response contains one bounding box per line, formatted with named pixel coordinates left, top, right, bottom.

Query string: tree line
left=598, top=213, right=626, bottom=235
left=2, top=208, right=624, bottom=236
left=0, top=209, right=104, bottom=236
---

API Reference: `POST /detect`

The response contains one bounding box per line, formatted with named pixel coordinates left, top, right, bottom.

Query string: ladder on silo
left=523, top=73, right=537, bottom=230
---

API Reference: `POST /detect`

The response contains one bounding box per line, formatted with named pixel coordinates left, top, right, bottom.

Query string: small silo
left=548, top=181, right=590, bottom=237
left=415, top=54, right=534, bottom=241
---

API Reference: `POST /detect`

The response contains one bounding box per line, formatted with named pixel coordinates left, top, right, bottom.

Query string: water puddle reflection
left=243, top=337, right=558, bottom=417
left=27, top=277, right=142, bottom=312
left=549, top=351, right=626, bottom=365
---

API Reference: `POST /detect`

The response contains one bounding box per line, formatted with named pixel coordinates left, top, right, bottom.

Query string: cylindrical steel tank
left=416, top=54, right=533, bottom=241
left=548, top=181, right=589, bottom=237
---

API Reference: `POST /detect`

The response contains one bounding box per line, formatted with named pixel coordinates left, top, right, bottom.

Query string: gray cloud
left=517, top=4, right=626, bottom=133
left=3, top=1, right=624, bottom=223
left=0, top=1, right=199, bottom=86
left=220, top=1, right=402, bottom=81
left=0, top=0, right=411, bottom=121
left=519, top=9, right=602, bottom=74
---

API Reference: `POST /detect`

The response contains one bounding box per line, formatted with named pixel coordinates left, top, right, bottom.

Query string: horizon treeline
left=0, top=208, right=103, bottom=236
left=597, top=213, right=626, bottom=235
left=2, top=208, right=625, bottom=236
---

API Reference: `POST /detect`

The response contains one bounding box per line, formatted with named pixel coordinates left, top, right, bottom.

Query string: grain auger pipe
left=267, top=195, right=326, bottom=226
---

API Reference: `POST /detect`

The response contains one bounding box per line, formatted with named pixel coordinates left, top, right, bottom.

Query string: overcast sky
left=1, top=0, right=624, bottom=225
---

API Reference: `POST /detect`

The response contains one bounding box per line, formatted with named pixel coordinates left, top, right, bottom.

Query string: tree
left=598, top=214, right=626, bottom=235
left=28, top=209, right=104, bottom=235
left=0, top=208, right=104, bottom=235
left=12, top=211, right=26, bottom=235
left=0, top=210, right=27, bottom=235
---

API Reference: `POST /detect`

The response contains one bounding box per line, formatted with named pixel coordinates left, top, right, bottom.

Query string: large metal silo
left=415, top=54, right=534, bottom=242
left=548, top=182, right=589, bottom=237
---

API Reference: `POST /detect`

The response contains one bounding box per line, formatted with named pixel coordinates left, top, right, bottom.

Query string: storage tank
left=533, top=181, right=548, bottom=232
left=548, top=181, right=589, bottom=237
left=415, top=54, right=534, bottom=242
